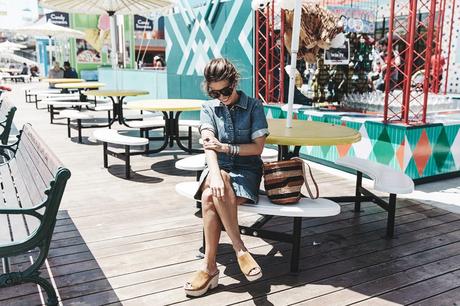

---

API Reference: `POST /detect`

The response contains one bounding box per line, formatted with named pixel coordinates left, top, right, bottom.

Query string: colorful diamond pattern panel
left=265, top=105, right=460, bottom=180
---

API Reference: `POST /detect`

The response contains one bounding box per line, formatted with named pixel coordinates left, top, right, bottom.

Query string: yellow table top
left=40, top=78, right=84, bottom=83
left=55, top=82, right=105, bottom=89
left=126, top=99, right=205, bottom=112
left=266, top=118, right=361, bottom=146
left=84, top=89, right=149, bottom=97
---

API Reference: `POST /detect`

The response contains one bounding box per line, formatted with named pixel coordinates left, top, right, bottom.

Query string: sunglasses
left=208, top=85, right=234, bottom=99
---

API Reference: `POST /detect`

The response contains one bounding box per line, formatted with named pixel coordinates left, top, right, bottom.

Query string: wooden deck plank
left=118, top=223, right=460, bottom=305
left=411, top=286, right=460, bottom=305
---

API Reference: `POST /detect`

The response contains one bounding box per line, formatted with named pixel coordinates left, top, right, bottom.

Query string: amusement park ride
left=254, top=0, right=458, bottom=125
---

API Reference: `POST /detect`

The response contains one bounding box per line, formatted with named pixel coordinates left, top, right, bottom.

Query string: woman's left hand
left=203, top=138, right=227, bottom=153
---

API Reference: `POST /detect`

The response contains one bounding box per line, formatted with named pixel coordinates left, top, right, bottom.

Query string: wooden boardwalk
left=1, top=83, right=460, bottom=305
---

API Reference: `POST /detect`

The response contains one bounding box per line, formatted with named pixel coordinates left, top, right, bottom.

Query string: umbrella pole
left=108, top=11, right=120, bottom=90
left=48, top=36, right=53, bottom=68
left=109, top=11, right=118, bottom=69
left=286, top=1, right=302, bottom=129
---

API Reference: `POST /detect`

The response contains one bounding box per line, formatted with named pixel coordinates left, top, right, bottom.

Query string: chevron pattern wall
left=165, top=0, right=254, bottom=99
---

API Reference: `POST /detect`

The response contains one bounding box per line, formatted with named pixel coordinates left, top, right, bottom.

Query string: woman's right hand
left=209, top=171, right=225, bottom=199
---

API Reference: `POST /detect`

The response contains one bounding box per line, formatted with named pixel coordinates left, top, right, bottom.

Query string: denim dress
left=194, top=91, right=269, bottom=203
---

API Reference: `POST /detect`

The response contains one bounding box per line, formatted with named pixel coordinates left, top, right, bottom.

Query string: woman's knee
left=201, top=188, right=215, bottom=210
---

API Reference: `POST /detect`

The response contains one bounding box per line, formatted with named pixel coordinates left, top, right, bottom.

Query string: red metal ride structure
left=383, top=0, right=453, bottom=124
left=254, top=1, right=285, bottom=103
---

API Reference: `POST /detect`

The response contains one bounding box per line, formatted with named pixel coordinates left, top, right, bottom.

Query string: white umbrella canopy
left=0, top=52, right=39, bottom=67
left=15, top=21, right=85, bottom=39
left=40, top=0, right=176, bottom=68
left=15, top=21, right=85, bottom=67
left=39, top=0, right=175, bottom=15
left=0, top=40, right=27, bottom=51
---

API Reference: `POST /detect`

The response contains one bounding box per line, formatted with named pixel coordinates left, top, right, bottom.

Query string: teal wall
left=165, top=0, right=254, bottom=99
left=98, top=68, right=168, bottom=100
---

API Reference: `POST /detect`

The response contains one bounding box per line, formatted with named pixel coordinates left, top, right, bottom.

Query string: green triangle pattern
left=372, top=128, right=394, bottom=165
left=405, top=158, right=421, bottom=179
left=321, top=145, right=332, bottom=157
left=440, top=152, right=455, bottom=172
left=432, top=127, right=451, bottom=171
left=365, top=122, right=385, bottom=140
left=425, top=125, right=442, bottom=146
left=347, top=146, right=356, bottom=157
left=444, top=125, right=459, bottom=146
left=424, top=156, right=440, bottom=176
left=406, top=128, right=423, bottom=152
left=386, top=126, right=405, bottom=146
left=347, top=121, right=363, bottom=131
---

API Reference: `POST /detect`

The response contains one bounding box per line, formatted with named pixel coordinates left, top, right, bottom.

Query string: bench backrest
left=0, top=99, right=16, bottom=145
left=8, top=124, right=71, bottom=248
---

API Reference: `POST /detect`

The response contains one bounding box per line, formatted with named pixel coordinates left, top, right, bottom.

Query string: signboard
left=46, top=11, right=70, bottom=27
left=328, top=7, right=375, bottom=33
left=324, top=39, right=350, bottom=65
left=76, top=39, right=101, bottom=63
left=134, top=15, right=154, bottom=31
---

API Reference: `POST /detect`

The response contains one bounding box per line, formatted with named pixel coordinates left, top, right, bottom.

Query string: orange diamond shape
left=337, top=143, right=352, bottom=157
left=396, top=139, right=405, bottom=170
left=413, top=130, right=432, bottom=176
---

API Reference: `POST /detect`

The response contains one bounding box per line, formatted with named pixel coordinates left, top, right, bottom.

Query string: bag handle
left=292, top=157, right=319, bottom=199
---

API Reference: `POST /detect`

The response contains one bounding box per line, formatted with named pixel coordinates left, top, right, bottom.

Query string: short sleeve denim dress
left=194, top=91, right=269, bottom=204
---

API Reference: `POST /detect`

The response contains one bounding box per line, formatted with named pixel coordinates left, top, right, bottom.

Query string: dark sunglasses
left=208, top=85, right=234, bottom=99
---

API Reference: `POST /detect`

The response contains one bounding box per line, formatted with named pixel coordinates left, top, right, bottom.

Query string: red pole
left=433, top=0, right=446, bottom=93
left=422, top=0, right=440, bottom=123
left=280, top=9, right=285, bottom=104
left=269, top=0, right=275, bottom=103
left=265, top=6, right=270, bottom=103
left=255, top=10, right=260, bottom=100
left=402, top=0, right=418, bottom=124
left=383, top=0, right=396, bottom=123
left=444, top=0, right=456, bottom=94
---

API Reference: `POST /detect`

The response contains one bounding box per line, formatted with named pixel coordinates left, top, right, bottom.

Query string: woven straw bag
left=263, top=157, right=319, bottom=205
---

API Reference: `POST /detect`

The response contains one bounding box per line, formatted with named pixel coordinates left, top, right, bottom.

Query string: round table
left=85, top=90, right=149, bottom=126
left=55, top=82, right=105, bottom=90
left=267, top=118, right=361, bottom=159
left=126, top=99, right=204, bottom=153
left=40, top=78, right=84, bottom=84
left=55, top=82, right=105, bottom=102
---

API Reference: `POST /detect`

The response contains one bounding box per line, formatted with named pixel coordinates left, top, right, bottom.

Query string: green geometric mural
left=165, top=0, right=253, bottom=99
left=432, top=127, right=451, bottom=171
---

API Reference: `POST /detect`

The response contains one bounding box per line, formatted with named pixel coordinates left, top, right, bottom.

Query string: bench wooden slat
left=13, top=149, right=47, bottom=205
left=8, top=160, right=34, bottom=209
left=22, top=125, right=63, bottom=176
left=0, top=165, right=31, bottom=243
left=18, top=131, right=54, bottom=184
left=0, top=164, right=21, bottom=208
left=0, top=215, right=11, bottom=244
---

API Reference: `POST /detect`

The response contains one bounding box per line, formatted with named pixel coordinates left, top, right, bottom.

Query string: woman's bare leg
left=200, top=181, right=222, bottom=274
left=210, top=171, right=260, bottom=276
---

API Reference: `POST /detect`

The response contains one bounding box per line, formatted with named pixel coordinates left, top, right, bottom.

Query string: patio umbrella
left=0, top=52, right=39, bottom=67
left=15, top=21, right=85, bottom=66
left=280, top=0, right=303, bottom=128
left=40, top=0, right=175, bottom=68
left=0, top=40, right=27, bottom=52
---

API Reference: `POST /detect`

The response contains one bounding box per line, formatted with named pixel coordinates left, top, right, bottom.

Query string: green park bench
left=0, top=99, right=17, bottom=145
left=0, top=124, right=71, bottom=306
